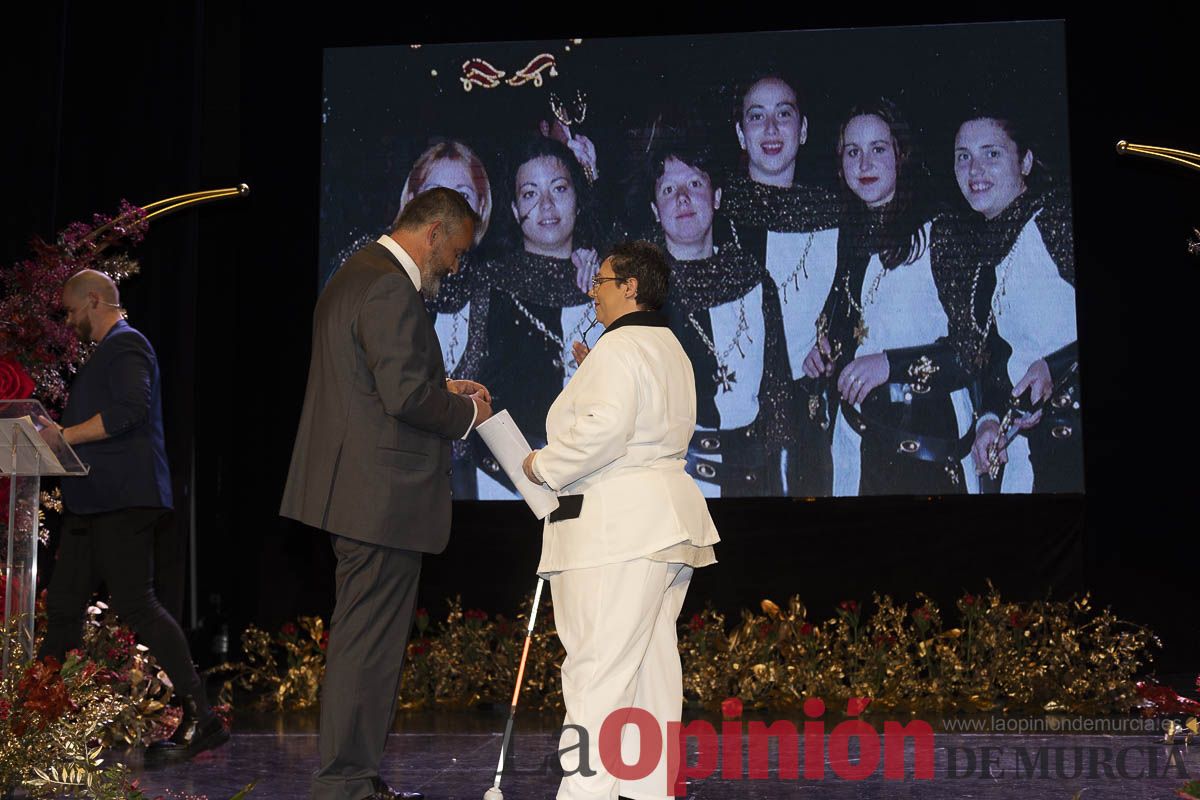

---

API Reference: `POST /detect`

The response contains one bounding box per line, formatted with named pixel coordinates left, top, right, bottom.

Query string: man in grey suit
left=281, top=188, right=492, bottom=800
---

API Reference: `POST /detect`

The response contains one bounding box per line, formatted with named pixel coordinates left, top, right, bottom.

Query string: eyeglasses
left=591, top=275, right=624, bottom=288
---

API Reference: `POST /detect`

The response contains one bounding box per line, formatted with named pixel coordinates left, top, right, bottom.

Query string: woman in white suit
left=523, top=241, right=720, bottom=800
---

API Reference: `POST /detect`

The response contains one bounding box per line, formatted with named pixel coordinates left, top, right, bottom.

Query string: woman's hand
left=803, top=336, right=835, bottom=378
left=565, top=133, right=598, bottom=182
left=522, top=450, right=541, bottom=484
left=573, top=248, right=600, bottom=294
left=1013, top=358, right=1053, bottom=406
left=972, top=418, right=1006, bottom=475
left=572, top=341, right=590, bottom=367
left=837, top=353, right=889, bottom=405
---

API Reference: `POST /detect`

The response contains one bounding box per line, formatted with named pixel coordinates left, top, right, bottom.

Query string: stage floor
left=124, top=713, right=1198, bottom=800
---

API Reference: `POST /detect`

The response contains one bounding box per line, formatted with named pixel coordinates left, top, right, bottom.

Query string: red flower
left=410, top=638, right=429, bottom=657
left=838, top=600, right=859, bottom=613
left=962, top=594, right=976, bottom=607
left=280, top=622, right=298, bottom=637
left=319, top=631, right=330, bottom=650
left=756, top=621, right=772, bottom=640
left=465, top=609, right=488, bottom=622
left=14, top=657, right=77, bottom=734
left=688, top=613, right=705, bottom=632
left=0, top=697, right=11, bottom=721
left=913, top=606, right=933, bottom=623
left=799, top=622, right=814, bottom=637
left=0, top=357, right=35, bottom=400
left=721, top=697, right=743, bottom=718
left=1008, top=611, right=1024, bottom=629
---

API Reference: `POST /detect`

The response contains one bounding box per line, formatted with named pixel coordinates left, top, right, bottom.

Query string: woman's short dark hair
left=606, top=240, right=670, bottom=311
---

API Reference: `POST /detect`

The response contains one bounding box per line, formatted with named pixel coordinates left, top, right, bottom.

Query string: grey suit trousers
left=311, top=535, right=422, bottom=800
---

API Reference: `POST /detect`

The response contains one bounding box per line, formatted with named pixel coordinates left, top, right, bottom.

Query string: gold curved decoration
left=84, top=184, right=250, bottom=248
left=1116, top=141, right=1200, bottom=172
left=142, top=183, right=250, bottom=221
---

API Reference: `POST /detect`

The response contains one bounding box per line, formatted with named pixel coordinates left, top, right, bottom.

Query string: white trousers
left=551, top=559, right=693, bottom=800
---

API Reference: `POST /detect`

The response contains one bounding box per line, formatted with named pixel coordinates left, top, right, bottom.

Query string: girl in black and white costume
left=720, top=73, right=840, bottom=496
left=933, top=113, right=1080, bottom=493
left=642, top=129, right=793, bottom=497
left=461, top=135, right=604, bottom=499
left=805, top=100, right=977, bottom=496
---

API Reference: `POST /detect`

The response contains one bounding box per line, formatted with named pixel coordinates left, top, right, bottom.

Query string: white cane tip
left=483, top=788, right=504, bottom=800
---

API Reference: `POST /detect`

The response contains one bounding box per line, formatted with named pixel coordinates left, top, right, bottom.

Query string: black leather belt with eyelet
left=839, top=382, right=974, bottom=465
left=685, top=423, right=767, bottom=488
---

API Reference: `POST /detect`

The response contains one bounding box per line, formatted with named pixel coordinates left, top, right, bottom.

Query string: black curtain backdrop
left=4, top=3, right=1197, bottom=677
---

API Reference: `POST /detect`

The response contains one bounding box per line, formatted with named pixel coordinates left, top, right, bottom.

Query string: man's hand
left=522, top=450, right=540, bottom=484
left=448, top=379, right=491, bottom=404
left=472, top=394, right=494, bottom=426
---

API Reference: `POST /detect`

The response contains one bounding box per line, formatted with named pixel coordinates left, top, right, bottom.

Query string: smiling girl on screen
left=720, top=72, right=841, bottom=497
left=932, top=110, right=1081, bottom=494
left=805, top=99, right=978, bottom=496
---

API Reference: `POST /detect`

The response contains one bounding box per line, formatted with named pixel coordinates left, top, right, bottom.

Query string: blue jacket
left=59, top=319, right=173, bottom=514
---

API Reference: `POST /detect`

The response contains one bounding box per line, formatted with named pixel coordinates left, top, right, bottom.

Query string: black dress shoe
left=372, top=778, right=423, bottom=799
left=145, top=704, right=230, bottom=764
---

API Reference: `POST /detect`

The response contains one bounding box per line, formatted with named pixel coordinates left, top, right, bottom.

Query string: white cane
left=483, top=576, right=545, bottom=800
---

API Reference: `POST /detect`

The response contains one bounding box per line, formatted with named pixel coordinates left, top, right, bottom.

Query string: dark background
left=4, top=5, right=1196, bottom=682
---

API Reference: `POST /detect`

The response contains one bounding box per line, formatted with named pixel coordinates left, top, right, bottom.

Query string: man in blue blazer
left=41, top=268, right=227, bottom=760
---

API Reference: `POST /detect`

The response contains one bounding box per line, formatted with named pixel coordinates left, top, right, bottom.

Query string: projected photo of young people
left=720, top=72, right=841, bottom=497
left=932, top=111, right=1081, bottom=494
left=392, top=140, right=493, bottom=376
left=317, top=22, right=1082, bottom=499
left=639, top=123, right=793, bottom=496
left=806, top=100, right=977, bottom=496
left=461, top=135, right=602, bottom=499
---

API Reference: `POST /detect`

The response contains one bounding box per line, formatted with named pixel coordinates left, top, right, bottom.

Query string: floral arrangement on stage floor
left=0, top=583, right=176, bottom=798
left=213, top=583, right=1165, bottom=718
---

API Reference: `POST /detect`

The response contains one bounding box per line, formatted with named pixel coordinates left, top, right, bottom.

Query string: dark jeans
left=40, top=508, right=207, bottom=713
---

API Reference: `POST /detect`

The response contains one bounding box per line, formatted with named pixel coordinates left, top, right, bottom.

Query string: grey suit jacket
left=281, top=241, right=475, bottom=551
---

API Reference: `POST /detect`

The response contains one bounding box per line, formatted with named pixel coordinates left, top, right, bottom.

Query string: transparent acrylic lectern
left=0, top=399, right=88, bottom=675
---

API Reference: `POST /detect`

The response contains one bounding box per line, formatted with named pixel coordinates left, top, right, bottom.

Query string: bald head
left=64, top=269, right=120, bottom=306
left=62, top=269, right=123, bottom=343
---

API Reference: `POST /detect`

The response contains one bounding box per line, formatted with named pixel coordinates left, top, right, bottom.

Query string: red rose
left=721, top=697, right=743, bottom=718
left=962, top=594, right=976, bottom=606
left=799, top=622, right=814, bottom=637
left=688, top=613, right=705, bottom=632
left=280, top=622, right=298, bottom=637
left=0, top=358, right=35, bottom=400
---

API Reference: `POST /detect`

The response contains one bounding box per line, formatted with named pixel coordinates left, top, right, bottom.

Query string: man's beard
left=420, top=272, right=442, bottom=297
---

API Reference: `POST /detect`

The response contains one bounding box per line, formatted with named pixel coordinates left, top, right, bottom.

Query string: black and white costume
left=722, top=176, right=840, bottom=496
left=931, top=189, right=1081, bottom=493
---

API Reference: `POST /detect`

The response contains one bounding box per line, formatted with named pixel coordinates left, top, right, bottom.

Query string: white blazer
left=535, top=315, right=720, bottom=574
